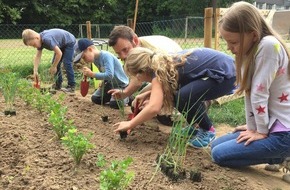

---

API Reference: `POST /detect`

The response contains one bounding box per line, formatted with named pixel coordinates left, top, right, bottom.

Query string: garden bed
left=0, top=91, right=288, bottom=190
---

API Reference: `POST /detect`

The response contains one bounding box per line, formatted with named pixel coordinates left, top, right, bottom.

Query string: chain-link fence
left=0, top=17, right=210, bottom=70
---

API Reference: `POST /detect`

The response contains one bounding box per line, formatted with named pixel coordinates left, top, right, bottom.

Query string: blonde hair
left=219, top=1, right=290, bottom=95
left=125, top=47, right=190, bottom=112
left=22, top=29, right=39, bottom=45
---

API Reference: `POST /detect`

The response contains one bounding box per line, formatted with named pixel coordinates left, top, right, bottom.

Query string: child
left=210, top=1, right=290, bottom=182
left=113, top=47, right=236, bottom=148
left=22, top=28, right=76, bottom=93
left=73, top=38, right=129, bottom=109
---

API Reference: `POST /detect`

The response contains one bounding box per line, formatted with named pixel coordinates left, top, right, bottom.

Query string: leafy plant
left=48, top=106, right=74, bottom=139
left=61, top=128, right=94, bottom=165
left=96, top=154, right=135, bottom=190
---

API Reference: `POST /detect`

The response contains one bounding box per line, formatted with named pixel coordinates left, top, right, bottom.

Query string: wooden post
left=133, top=0, right=139, bottom=32
left=204, top=8, right=213, bottom=48
left=127, top=19, right=133, bottom=29
left=86, top=21, right=92, bottom=40
left=214, top=8, right=221, bottom=50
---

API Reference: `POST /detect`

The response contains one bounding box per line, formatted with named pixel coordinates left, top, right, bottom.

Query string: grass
left=208, top=97, right=245, bottom=127
left=1, top=38, right=246, bottom=127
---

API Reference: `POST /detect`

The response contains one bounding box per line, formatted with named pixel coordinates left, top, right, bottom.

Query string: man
left=107, top=25, right=182, bottom=125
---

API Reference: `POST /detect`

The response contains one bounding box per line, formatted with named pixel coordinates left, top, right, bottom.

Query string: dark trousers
left=175, top=76, right=236, bottom=130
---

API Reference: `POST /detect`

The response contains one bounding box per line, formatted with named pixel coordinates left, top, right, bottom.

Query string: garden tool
left=127, top=101, right=140, bottom=120
left=33, top=76, right=40, bottom=89
left=80, top=75, right=89, bottom=97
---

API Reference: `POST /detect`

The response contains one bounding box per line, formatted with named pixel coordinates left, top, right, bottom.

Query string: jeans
left=54, top=42, right=76, bottom=87
left=175, top=76, right=236, bottom=130
left=211, top=131, right=290, bottom=167
left=91, top=81, right=129, bottom=109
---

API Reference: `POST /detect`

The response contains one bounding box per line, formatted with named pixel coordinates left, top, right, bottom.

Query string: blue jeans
left=211, top=131, right=290, bottom=167
left=175, top=76, right=236, bottom=130
left=54, top=42, right=76, bottom=87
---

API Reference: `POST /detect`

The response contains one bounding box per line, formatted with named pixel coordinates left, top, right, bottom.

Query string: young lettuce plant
left=61, top=128, right=94, bottom=165
left=96, top=154, right=135, bottom=190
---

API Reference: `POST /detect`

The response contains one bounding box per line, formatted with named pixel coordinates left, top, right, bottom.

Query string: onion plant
left=0, top=71, right=19, bottom=114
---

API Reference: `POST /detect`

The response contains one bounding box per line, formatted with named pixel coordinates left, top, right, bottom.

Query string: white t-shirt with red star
left=245, top=35, right=290, bottom=134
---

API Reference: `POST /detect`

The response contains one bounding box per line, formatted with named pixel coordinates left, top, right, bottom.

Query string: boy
left=74, top=38, right=129, bottom=109
left=22, top=28, right=76, bottom=93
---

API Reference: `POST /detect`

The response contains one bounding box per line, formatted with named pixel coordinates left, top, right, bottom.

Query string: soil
left=0, top=91, right=289, bottom=190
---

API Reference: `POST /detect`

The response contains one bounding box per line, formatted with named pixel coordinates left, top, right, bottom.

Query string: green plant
left=96, top=154, right=135, bottom=190
left=61, top=128, right=94, bottom=165
left=0, top=70, right=20, bottom=112
left=48, top=106, right=74, bottom=139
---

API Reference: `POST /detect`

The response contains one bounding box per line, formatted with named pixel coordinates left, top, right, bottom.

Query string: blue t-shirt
left=39, top=28, right=76, bottom=50
left=177, top=48, right=236, bottom=86
left=94, top=50, right=129, bottom=88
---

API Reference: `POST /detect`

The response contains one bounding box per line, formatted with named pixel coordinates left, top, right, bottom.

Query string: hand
left=49, top=66, right=57, bottom=75
left=134, top=91, right=150, bottom=107
left=233, top=124, right=247, bottom=133
left=83, top=67, right=94, bottom=77
left=108, top=89, right=123, bottom=99
left=113, top=121, right=132, bottom=133
left=237, top=130, right=267, bottom=146
left=33, top=73, right=39, bottom=82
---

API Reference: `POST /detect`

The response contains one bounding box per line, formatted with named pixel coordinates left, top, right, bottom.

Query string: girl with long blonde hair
left=113, top=47, right=236, bottom=148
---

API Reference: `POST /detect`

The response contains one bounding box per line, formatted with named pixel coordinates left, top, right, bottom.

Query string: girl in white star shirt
left=211, top=1, right=290, bottom=171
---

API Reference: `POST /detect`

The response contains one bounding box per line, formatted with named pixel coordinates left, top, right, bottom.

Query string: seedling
left=96, top=154, right=135, bottom=190
left=0, top=71, right=19, bottom=115
left=61, top=128, right=94, bottom=165
left=48, top=106, right=74, bottom=139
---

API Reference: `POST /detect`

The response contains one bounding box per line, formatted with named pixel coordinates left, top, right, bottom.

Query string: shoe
left=188, top=128, right=216, bottom=148
left=61, top=85, right=75, bottom=94
left=264, top=164, right=281, bottom=172
left=156, top=114, right=174, bottom=126
left=52, top=83, right=61, bottom=90
left=176, top=126, right=199, bottom=138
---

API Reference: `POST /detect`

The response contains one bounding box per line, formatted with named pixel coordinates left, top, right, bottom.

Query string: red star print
left=256, top=105, right=266, bottom=114
left=276, top=67, right=286, bottom=76
left=256, top=84, right=265, bottom=92
left=278, top=93, right=288, bottom=103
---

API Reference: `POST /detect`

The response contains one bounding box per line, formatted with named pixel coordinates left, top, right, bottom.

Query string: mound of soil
left=0, top=91, right=288, bottom=190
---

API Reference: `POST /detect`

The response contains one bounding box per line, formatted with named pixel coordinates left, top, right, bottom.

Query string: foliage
left=0, top=70, right=20, bottom=111
left=48, top=106, right=75, bottom=139
left=0, top=0, right=254, bottom=24
left=96, top=154, right=135, bottom=190
left=61, top=128, right=94, bottom=165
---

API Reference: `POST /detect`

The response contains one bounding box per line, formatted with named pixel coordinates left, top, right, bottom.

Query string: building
left=254, top=0, right=290, bottom=10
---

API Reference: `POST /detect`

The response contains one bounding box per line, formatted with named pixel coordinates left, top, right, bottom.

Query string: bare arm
left=33, top=49, right=42, bottom=76
left=108, top=77, right=142, bottom=99
left=113, top=77, right=163, bottom=132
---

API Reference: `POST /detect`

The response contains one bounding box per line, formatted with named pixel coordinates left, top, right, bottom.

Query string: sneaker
left=283, top=174, right=290, bottom=184
left=188, top=128, right=216, bottom=148
left=264, top=164, right=281, bottom=172
left=61, top=86, right=75, bottom=94
left=177, top=126, right=199, bottom=138
left=52, top=83, right=61, bottom=90
left=156, top=114, right=174, bottom=126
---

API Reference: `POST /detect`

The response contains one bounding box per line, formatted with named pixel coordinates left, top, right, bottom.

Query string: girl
left=113, top=47, right=236, bottom=148
left=211, top=1, right=290, bottom=175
